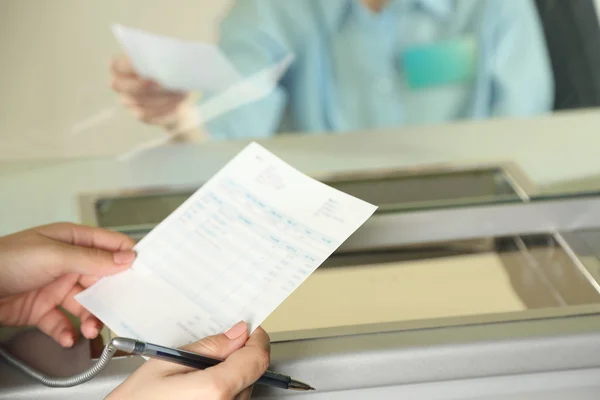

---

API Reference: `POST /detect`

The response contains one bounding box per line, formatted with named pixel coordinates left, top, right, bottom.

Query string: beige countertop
left=262, top=252, right=526, bottom=334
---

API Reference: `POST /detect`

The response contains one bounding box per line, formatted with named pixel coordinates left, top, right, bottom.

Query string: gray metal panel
left=341, top=195, right=600, bottom=252
left=258, top=369, right=600, bottom=399
left=252, top=316, right=600, bottom=397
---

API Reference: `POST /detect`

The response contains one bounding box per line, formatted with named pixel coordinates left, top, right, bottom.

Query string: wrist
left=163, top=94, right=208, bottom=143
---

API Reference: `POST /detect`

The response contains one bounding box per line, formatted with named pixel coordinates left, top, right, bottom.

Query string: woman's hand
left=110, top=55, right=188, bottom=126
left=0, top=223, right=136, bottom=347
left=107, top=322, right=270, bottom=400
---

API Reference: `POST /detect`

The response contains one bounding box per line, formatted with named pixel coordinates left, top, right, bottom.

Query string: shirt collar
left=413, top=0, right=453, bottom=19
left=337, top=0, right=453, bottom=31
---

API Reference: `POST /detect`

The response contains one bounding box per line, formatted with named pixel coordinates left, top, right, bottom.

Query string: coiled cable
left=0, top=341, right=118, bottom=387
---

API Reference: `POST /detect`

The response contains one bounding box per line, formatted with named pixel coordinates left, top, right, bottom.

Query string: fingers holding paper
left=110, top=54, right=188, bottom=124
left=0, top=222, right=135, bottom=297
left=0, top=223, right=136, bottom=347
left=143, top=321, right=252, bottom=376
left=107, top=322, right=271, bottom=400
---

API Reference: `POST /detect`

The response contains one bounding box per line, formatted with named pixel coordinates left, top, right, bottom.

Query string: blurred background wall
left=0, top=0, right=232, bottom=160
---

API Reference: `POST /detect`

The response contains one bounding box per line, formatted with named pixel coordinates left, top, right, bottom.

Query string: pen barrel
left=141, top=343, right=221, bottom=369
left=257, top=370, right=291, bottom=389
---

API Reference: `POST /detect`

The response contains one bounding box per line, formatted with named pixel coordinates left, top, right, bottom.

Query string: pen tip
left=289, top=379, right=315, bottom=391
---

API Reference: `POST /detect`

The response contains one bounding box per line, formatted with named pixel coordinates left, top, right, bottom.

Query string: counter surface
left=3, top=314, right=600, bottom=399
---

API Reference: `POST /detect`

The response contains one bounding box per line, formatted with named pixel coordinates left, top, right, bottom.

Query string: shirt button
left=376, top=78, right=393, bottom=94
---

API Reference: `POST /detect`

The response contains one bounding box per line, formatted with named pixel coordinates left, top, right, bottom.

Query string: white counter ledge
left=2, top=108, right=600, bottom=236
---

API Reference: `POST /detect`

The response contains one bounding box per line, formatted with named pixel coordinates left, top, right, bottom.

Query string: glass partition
left=4, top=0, right=600, bottom=375
left=265, top=228, right=600, bottom=341
left=3, top=0, right=600, bottom=160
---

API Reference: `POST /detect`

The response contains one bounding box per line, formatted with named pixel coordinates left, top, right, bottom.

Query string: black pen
left=111, top=338, right=315, bottom=391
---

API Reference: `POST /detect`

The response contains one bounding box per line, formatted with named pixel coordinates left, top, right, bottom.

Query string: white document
left=112, top=24, right=243, bottom=92
left=76, top=143, right=377, bottom=347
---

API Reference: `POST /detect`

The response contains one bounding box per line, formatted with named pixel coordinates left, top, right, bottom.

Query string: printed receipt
left=76, top=143, right=377, bottom=347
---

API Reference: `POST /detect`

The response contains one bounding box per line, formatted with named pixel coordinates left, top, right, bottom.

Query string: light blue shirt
left=201, top=0, right=554, bottom=140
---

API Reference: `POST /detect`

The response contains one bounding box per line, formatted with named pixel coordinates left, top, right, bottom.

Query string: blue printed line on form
left=218, top=178, right=339, bottom=248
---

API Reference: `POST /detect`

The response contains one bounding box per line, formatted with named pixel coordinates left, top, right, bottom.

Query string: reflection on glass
left=263, top=233, right=600, bottom=336
left=327, top=167, right=524, bottom=212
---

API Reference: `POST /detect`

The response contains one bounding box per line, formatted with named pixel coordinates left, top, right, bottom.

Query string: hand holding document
left=76, top=143, right=377, bottom=347
left=111, top=24, right=295, bottom=160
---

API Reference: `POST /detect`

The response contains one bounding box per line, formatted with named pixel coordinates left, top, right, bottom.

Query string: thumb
left=147, top=321, right=250, bottom=376
left=55, top=242, right=136, bottom=277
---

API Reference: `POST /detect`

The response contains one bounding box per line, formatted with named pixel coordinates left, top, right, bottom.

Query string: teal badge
left=400, top=36, right=478, bottom=89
